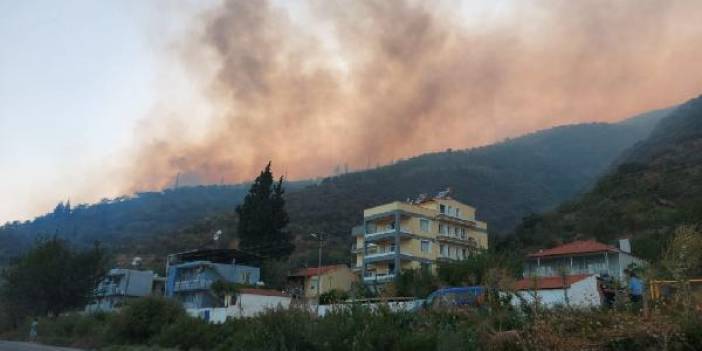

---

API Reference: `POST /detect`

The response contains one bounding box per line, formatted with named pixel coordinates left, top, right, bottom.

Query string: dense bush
left=319, top=289, right=350, bottom=304
left=108, top=297, right=186, bottom=345
left=23, top=300, right=702, bottom=351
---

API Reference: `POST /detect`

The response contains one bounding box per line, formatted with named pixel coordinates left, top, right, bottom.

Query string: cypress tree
left=236, top=162, right=294, bottom=257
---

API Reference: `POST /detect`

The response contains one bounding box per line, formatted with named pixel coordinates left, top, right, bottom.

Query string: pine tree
left=235, top=162, right=294, bottom=258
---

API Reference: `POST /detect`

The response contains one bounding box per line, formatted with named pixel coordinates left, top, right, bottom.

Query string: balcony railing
left=363, top=273, right=396, bottom=283
left=364, top=228, right=412, bottom=242
left=173, top=279, right=213, bottom=292
left=95, top=285, right=124, bottom=297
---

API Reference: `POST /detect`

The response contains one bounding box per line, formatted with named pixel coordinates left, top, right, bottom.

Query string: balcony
left=364, top=228, right=412, bottom=242
left=364, top=251, right=429, bottom=264
left=436, top=234, right=477, bottom=248
left=173, top=279, right=213, bottom=292
left=96, top=284, right=124, bottom=297
left=363, top=273, right=396, bottom=283
left=436, top=213, right=477, bottom=227
left=350, top=243, right=362, bottom=254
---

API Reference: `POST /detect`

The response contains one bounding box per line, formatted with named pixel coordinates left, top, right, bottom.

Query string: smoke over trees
left=125, top=0, right=702, bottom=192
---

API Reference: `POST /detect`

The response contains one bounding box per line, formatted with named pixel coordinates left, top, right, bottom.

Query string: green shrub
left=216, top=308, right=316, bottom=351
left=108, top=297, right=185, bottom=345
left=156, top=316, right=219, bottom=351
left=319, top=289, right=349, bottom=304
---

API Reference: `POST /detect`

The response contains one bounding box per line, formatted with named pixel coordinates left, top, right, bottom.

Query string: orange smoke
left=125, top=0, right=702, bottom=191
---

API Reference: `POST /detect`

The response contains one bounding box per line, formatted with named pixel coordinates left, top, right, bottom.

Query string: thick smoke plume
left=126, top=0, right=702, bottom=190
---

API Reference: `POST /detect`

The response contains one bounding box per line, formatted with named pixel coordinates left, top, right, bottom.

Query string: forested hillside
left=282, top=110, right=671, bottom=262
left=0, top=184, right=308, bottom=264
left=0, top=107, right=670, bottom=265
left=513, top=95, right=702, bottom=260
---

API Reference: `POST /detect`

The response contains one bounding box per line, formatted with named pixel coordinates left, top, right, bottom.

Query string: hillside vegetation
left=513, top=96, right=702, bottom=260
left=0, top=108, right=670, bottom=264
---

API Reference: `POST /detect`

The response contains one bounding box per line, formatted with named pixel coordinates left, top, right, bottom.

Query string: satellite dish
left=131, top=257, right=143, bottom=268
left=213, top=229, right=223, bottom=242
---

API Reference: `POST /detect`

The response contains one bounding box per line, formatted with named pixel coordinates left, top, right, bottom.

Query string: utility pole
left=310, top=233, right=324, bottom=316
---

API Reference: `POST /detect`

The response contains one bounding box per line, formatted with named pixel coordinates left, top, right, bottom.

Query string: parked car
left=416, top=286, right=486, bottom=311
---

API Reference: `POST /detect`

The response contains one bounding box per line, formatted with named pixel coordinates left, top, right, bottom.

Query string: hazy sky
left=2, top=0, right=702, bottom=224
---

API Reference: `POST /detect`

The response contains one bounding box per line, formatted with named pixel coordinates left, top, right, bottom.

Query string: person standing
left=28, top=318, right=38, bottom=342
left=627, top=270, right=643, bottom=304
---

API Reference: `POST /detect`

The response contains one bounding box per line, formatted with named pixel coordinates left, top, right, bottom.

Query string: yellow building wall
left=304, top=266, right=358, bottom=298
left=355, top=197, right=489, bottom=276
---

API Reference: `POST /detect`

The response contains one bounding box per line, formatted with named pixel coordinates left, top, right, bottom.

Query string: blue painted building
left=86, top=269, right=164, bottom=312
left=165, top=249, right=261, bottom=309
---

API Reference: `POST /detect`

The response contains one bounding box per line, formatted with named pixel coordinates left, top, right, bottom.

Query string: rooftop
left=289, top=264, right=348, bottom=277
left=527, top=240, right=619, bottom=258
left=168, top=249, right=262, bottom=266
left=514, top=274, right=593, bottom=290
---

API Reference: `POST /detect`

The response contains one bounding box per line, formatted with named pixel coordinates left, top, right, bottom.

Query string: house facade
left=187, top=288, right=292, bottom=323
left=165, top=249, right=261, bottom=309
left=512, top=274, right=602, bottom=308
left=523, top=239, right=645, bottom=281
left=288, top=264, right=357, bottom=298
left=352, top=189, right=488, bottom=285
left=86, top=269, right=163, bottom=312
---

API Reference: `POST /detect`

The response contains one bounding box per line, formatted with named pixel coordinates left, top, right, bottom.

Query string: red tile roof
left=289, top=264, right=346, bottom=277
left=527, top=240, right=619, bottom=258
left=239, top=288, right=287, bottom=297
left=514, top=274, right=592, bottom=290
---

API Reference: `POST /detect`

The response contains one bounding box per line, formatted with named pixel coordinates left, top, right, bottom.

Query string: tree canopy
left=0, top=238, right=107, bottom=323
left=236, top=162, right=294, bottom=258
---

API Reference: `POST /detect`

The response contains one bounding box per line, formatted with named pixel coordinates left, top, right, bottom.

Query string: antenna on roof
left=174, top=172, right=181, bottom=189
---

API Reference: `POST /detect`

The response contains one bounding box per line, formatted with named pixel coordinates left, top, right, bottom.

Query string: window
left=420, top=219, right=430, bottom=232
left=421, top=240, right=431, bottom=253
left=310, top=277, right=319, bottom=290
left=460, top=228, right=466, bottom=239
left=453, top=226, right=460, bottom=236
left=455, top=208, right=460, bottom=218
left=439, top=224, right=446, bottom=234
left=447, top=206, right=452, bottom=215
left=462, top=248, right=467, bottom=259
left=439, top=204, right=446, bottom=214
left=440, top=244, right=447, bottom=257
left=241, top=272, right=251, bottom=284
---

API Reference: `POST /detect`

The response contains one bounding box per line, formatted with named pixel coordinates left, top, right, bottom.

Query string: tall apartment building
left=352, top=189, right=488, bottom=285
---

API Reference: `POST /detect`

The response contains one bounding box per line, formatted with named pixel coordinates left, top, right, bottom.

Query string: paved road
left=0, top=341, right=81, bottom=351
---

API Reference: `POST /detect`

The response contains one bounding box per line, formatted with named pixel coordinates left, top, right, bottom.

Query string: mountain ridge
left=512, top=95, right=702, bottom=260
left=0, top=106, right=673, bottom=264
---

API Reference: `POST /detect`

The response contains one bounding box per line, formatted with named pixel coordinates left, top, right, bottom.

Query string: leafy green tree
left=0, top=238, right=106, bottom=324
left=235, top=162, right=293, bottom=258
left=437, top=250, right=521, bottom=286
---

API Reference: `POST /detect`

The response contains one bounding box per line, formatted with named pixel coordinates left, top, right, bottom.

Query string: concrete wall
left=512, top=275, right=601, bottom=308
left=316, top=300, right=422, bottom=316
left=187, top=293, right=292, bottom=323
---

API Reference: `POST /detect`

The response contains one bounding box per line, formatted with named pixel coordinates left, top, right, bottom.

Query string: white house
left=512, top=274, right=601, bottom=308
left=187, top=288, right=291, bottom=323
left=523, top=239, right=645, bottom=281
